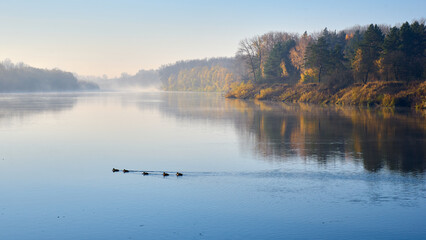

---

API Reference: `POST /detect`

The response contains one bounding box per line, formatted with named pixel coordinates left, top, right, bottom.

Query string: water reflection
left=0, top=93, right=77, bottom=125
left=1, top=92, right=424, bottom=240
left=154, top=93, right=425, bottom=174
left=1, top=92, right=424, bottom=174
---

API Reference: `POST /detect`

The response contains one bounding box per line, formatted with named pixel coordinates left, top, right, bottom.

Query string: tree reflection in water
left=3, top=92, right=422, bottom=174
left=158, top=93, right=425, bottom=174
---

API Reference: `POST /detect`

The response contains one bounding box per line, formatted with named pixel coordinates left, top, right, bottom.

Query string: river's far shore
left=225, top=81, right=426, bottom=109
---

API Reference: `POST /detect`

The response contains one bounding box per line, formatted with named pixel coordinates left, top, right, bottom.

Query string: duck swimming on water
left=123, top=169, right=129, bottom=173
left=112, top=168, right=119, bottom=172
left=142, top=171, right=149, bottom=175
left=176, top=172, right=183, bottom=176
left=163, top=172, right=169, bottom=176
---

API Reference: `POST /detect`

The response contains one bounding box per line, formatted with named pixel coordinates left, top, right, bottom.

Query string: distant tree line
left=237, top=21, right=425, bottom=87
left=158, top=58, right=244, bottom=91
left=80, top=69, right=160, bottom=90
left=0, top=60, right=99, bottom=92
left=115, top=70, right=159, bottom=87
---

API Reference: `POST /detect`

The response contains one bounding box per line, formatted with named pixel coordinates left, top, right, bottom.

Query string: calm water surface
left=0, top=92, right=425, bottom=239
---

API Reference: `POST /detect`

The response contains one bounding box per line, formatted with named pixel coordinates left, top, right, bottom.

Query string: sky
left=0, top=0, right=424, bottom=77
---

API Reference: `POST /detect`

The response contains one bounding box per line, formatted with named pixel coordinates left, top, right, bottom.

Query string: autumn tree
left=159, top=58, right=240, bottom=91
left=263, top=40, right=296, bottom=83
left=290, top=31, right=313, bottom=82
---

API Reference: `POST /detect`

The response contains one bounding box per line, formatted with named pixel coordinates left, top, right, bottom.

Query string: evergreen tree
left=357, top=24, right=384, bottom=83
left=400, top=21, right=426, bottom=80
left=263, top=40, right=296, bottom=83
left=345, top=30, right=363, bottom=64
left=382, top=26, right=403, bottom=80
left=305, top=36, right=330, bottom=83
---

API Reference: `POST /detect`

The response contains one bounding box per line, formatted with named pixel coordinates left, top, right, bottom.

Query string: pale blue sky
left=0, top=0, right=424, bottom=76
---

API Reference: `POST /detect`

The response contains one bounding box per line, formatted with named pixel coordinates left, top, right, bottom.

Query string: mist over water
left=77, top=69, right=161, bottom=92
left=0, top=92, right=424, bottom=239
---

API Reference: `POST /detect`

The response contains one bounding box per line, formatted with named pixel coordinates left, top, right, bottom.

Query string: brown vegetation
left=226, top=81, right=426, bottom=109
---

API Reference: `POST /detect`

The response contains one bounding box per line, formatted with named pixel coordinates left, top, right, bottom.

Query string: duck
left=162, top=172, right=169, bottom=176
left=112, top=168, right=119, bottom=172
left=123, top=169, right=129, bottom=173
left=176, top=172, right=183, bottom=176
left=142, top=171, right=149, bottom=175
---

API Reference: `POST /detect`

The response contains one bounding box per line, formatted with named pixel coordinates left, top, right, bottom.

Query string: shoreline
left=225, top=81, right=426, bottom=109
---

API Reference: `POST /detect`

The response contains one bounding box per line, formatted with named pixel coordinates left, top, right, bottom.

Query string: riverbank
left=225, top=81, right=426, bottom=109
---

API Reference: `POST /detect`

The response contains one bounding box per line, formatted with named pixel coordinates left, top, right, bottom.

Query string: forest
left=158, top=57, right=243, bottom=92
left=230, top=21, right=426, bottom=108
left=159, top=21, right=425, bottom=108
left=234, top=21, right=425, bottom=86
left=0, top=60, right=99, bottom=92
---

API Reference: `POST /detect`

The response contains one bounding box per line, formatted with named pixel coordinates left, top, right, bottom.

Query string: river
left=0, top=92, right=424, bottom=239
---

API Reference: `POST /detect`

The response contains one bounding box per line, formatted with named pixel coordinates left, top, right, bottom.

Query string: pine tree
left=305, top=36, right=330, bottom=83
left=357, top=24, right=384, bottom=83
left=263, top=40, right=296, bottom=83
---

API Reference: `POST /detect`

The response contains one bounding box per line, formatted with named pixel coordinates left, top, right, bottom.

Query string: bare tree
left=237, top=37, right=261, bottom=82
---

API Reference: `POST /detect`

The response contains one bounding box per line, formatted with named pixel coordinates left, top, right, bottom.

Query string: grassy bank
left=225, top=81, right=426, bottom=109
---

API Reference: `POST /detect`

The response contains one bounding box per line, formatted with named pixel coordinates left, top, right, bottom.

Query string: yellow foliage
left=352, top=49, right=363, bottom=73
left=280, top=60, right=288, bottom=78
left=345, top=33, right=354, bottom=40
left=225, top=81, right=255, bottom=98
left=164, top=65, right=237, bottom=92
left=375, top=57, right=385, bottom=75
left=300, top=68, right=318, bottom=83
left=381, top=94, right=395, bottom=107
left=256, top=87, right=275, bottom=100
left=290, top=34, right=310, bottom=71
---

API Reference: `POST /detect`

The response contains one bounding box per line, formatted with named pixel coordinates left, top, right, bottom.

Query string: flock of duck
left=112, top=168, right=183, bottom=177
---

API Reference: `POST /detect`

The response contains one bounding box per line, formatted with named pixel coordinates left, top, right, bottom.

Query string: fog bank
left=78, top=69, right=161, bottom=91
